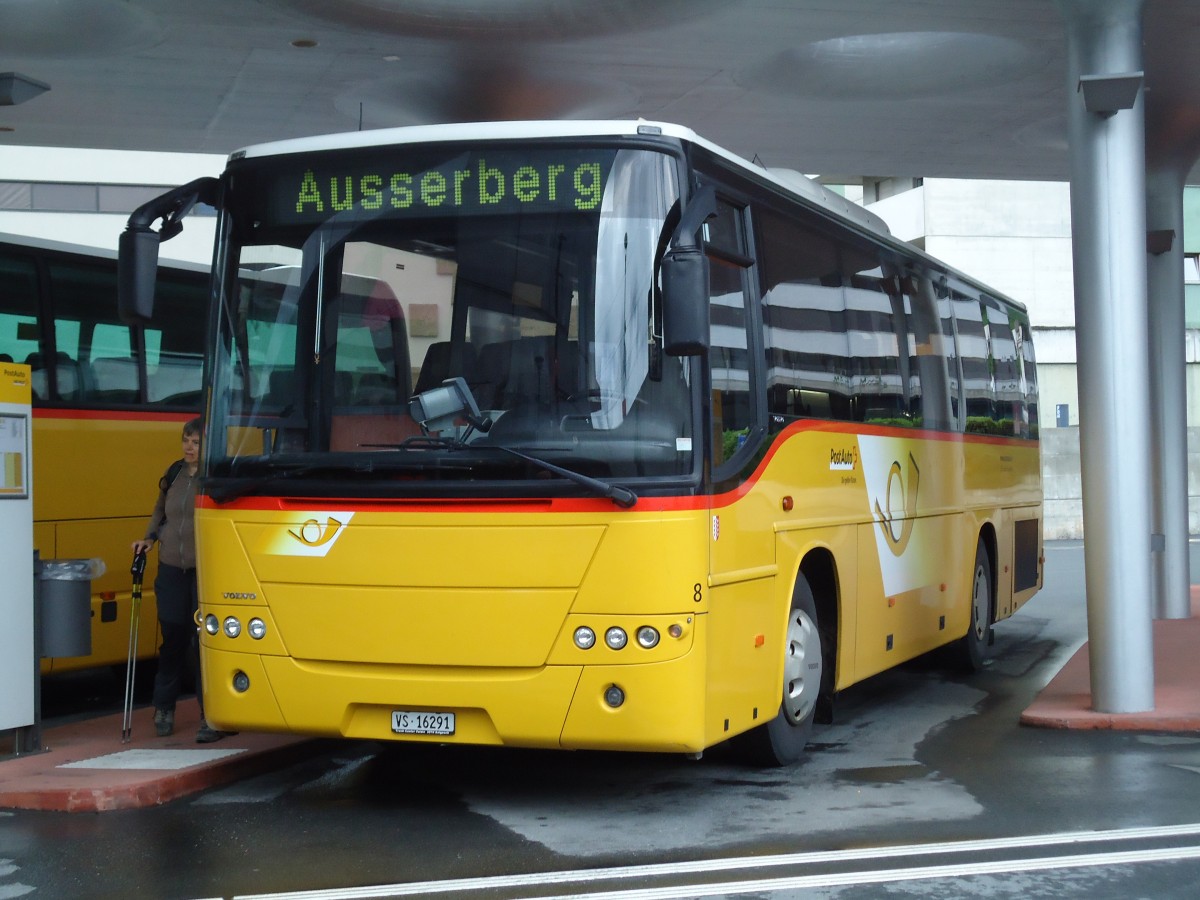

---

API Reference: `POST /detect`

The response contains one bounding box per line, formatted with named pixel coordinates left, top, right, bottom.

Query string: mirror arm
left=126, top=176, right=219, bottom=240
left=669, top=184, right=717, bottom=251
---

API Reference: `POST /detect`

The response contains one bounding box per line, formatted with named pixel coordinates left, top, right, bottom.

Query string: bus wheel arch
left=736, top=549, right=838, bottom=766
left=800, top=549, right=838, bottom=725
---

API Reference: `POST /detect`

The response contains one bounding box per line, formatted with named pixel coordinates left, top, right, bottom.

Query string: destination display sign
left=255, top=147, right=619, bottom=226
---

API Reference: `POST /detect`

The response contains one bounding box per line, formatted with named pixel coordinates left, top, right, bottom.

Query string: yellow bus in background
left=121, top=121, right=1041, bottom=764
left=0, top=233, right=207, bottom=675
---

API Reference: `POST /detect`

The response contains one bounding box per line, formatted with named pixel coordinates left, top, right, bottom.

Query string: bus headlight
left=248, top=618, right=267, bottom=640
left=605, top=627, right=628, bottom=650
left=204, top=614, right=220, bottom=636
left=636, top=626, right=660, bottom=649
left=223, top=616, right=242, bottom=638
left=573, top=626, right=596, bottom=650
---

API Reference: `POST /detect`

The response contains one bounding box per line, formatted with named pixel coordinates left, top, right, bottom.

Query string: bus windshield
left=206, top=143, right=692, bottom=499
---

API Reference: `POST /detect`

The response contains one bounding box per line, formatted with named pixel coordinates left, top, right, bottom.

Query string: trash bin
left=40, top=558, right=105, bottom=658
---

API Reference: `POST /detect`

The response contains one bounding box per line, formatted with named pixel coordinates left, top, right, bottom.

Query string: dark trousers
left=151, top=563, right=201, bottom=717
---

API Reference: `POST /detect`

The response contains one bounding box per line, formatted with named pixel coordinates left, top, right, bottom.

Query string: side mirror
left=117, top=176, right=219, bottom=325
left=118, top=229, right=160, bottom=326
left=661, top=246, right=709, bottom=356
left=661, top=184, right=716, bottom=357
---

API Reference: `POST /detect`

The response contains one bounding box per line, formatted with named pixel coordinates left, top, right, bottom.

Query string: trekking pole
left=121, top=550, right=148, bottom=743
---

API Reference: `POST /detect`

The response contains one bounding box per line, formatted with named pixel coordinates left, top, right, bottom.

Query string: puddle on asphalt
left=834, top=763, right=930, bottom=784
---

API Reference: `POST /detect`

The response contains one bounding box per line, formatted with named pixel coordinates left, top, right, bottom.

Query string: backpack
left=158, top=458, right=186, bottom=494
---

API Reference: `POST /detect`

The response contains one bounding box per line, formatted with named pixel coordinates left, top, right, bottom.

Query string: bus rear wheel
left=952, top=538, right=993, bottom=672
left=737, top=574, right=823, bottom=767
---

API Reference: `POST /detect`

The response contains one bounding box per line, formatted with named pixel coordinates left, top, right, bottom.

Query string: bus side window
left=953, top=295, right=994, bottom=433
left=757, top=204, right=852, bottom=424
left=91, top=355, right=139, bottom=402
left=0, top=251, right=41, bottom=381
left=938, top=292, right=963, bottom=428
left=1020, top=321, right=1038, bottom=435
left=903, top=274, right=954, bottom=432
left=987, top=298, right=1024, bottom=437
left=145, top=271, right=207, bottom=407
left=846, top=271, right=907, bottom=426
left=709, top=256, right=753, bottom=467
left=705, top=198, right=757, bottom=472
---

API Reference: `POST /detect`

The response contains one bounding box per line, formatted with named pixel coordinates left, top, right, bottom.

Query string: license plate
left=391, top=710, right=455, bottom=736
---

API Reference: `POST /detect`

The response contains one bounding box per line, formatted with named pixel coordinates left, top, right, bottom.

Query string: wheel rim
left=971, top=562, right=989, bottom=641
left=782, top=607, right=821, bottom=724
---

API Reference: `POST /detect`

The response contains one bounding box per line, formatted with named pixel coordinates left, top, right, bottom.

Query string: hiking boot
left=153, top=708, right=174, bottom=737
left=196, top=721, right=236, bottom=743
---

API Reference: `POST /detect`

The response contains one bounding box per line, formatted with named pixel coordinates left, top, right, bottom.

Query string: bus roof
left=0, top=230, right=124, bottom=260
left=0, top=230, right=209, bottom=275
left=227, top=120, right=1025, bottom=315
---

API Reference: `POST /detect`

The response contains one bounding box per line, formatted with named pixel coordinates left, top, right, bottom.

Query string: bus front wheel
left=737, top=574, right=823, bottom=766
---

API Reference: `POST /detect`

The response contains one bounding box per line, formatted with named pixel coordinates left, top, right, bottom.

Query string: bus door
left=701, top=192, right=777, bottom=738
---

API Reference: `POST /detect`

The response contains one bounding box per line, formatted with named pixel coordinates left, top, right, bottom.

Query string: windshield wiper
left=495, top=446, right=638, bottom=509
left=206, top=462, right=349, bottom=503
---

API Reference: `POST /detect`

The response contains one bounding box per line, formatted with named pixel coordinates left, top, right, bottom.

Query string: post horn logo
left=289, top=516, right=346, bottom=547
left=284, top=513, right=353, bottom=556
left=874, top=453, right=919, bottom=556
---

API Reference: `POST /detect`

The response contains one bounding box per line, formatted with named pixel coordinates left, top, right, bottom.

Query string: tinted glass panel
left=0, top=250, right=41, bottom=378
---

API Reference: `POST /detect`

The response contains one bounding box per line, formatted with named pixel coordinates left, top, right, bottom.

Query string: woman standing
left=131, top=417, right=226, bottom=743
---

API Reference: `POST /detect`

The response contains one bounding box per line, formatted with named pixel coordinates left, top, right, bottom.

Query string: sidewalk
left=1021, top=588, right=1200, bottom=731
left=0, top=701, right=315, bottom=813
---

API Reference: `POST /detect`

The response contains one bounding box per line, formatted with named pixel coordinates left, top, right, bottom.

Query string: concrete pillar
left=1058, top=0, right=1155, bottom=712
left=1145, top=165, right=1191, bottom=620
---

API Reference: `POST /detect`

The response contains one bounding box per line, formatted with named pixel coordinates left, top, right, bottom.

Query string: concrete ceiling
left=2, top=0, right=1200, bottom=184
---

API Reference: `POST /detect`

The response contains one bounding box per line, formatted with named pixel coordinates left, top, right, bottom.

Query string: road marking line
left=539, top=845, right=1200, bottom=899
left=232, top=822, right=1200, bottom=899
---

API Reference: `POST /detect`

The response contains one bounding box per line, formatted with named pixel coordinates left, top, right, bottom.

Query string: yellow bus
left=0, top=233, right=207, bottom=675
left=120, top=122, right=1042, bottom=764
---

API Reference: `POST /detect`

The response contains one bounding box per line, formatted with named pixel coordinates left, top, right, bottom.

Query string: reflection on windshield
left=209, top=147, right=693, bottom=495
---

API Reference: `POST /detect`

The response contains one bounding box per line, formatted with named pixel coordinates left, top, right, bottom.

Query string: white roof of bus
left=0, top=230, right=208, bottom=274
left=0, top=230, right=120, bottom=259
left=230, top=119, right=707, bottom=161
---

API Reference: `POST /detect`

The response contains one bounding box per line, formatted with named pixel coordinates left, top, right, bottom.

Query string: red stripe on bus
left=195, top=419, right=1036, bottom=516
left=32, top=407, right=195, bottom=422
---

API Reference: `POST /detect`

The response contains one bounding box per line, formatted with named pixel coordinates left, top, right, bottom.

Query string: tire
left=953, top=538, right=993, bottom=672
left=736, top=574, right=824, bottom=767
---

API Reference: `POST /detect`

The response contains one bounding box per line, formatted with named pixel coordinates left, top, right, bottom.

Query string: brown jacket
left=142, top=460, right=198, bottom=570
